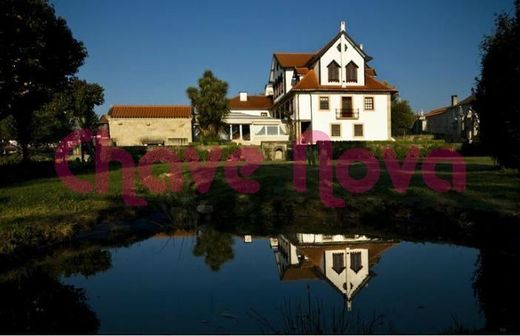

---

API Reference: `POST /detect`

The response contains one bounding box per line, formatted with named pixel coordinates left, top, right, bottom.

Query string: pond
left=3, top=227, right=515, bottom=334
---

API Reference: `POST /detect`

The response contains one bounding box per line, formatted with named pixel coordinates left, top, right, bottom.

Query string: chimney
left=451, top=95, right=458, bottom=106
left=340, top=21, right=346, bottom=32
left=359, top=43, right=364, bottom=50
left=239, top=91, right=248, bottom=102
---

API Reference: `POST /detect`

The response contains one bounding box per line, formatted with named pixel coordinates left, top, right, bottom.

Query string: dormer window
left=327, top=61, right=340, bottom=82
left=346, top=61, right=358, bottom=82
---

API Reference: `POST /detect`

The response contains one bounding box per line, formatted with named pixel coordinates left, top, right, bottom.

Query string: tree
left=193, top=227, right=234, bottom=272
left=187, top=70, right=229, bottom=141
left=32, top=93, right=74, bottom=146
left=475, top=0, right=520, bottom=169
left=0, top=0, right=87, bottom=161
left=391, top=97, right=415, bottom=137
left=33, top=78, right=104, bottom=161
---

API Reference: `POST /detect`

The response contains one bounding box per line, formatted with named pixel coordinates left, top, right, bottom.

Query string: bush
left=120, top=146, right=147, bottom=162
left=459, top=142, right=490, bottom=157
left=289, top=140, right=454, bottom=161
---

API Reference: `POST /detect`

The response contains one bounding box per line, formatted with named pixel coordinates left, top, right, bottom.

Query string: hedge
left=293, top=140, right=456, bottom=161
left=119, top=143, right=242, bottom=162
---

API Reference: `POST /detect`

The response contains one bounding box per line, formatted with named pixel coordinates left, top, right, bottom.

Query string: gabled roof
left=292, top=69, right=396, bottom=93
left=228, top=95, right=273, bottom=110
left=295, top=67, right=310, bottom=76
left=365, top=66, right=377, bottom=76
left=424, top=106, right=449, bottom=118
left=306, top=31, right=372, bottom=67
left=273, top=53, right=315, bottom=68
left=424, top=94, right=476, bottom=118
left=108, top=105, right=192, bottom=118
left=281, top=266, right=318, bottom=281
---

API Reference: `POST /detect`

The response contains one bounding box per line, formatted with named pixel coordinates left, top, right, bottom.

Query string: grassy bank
left=1, top=156, right=519, bottom=260
left=0, top=164, right=141, bottom=257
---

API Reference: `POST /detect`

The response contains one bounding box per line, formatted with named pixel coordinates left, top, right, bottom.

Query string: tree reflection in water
left=193, top=227, right=234, bottom=272
left=0, top=247, right=112, bottom=333
left=473, top=249, right=520, bottom=333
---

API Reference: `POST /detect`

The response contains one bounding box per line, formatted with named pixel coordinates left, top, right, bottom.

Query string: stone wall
left=107, top=117, right=192, bottom=146
left=260, top=141, right=289, bottom=161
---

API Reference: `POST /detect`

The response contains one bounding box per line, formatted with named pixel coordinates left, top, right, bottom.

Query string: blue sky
left=51, top=0, right=515, bottom=115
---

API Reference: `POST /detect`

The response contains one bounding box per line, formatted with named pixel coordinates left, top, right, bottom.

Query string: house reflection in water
left=270, top=234, right=396, bottom=310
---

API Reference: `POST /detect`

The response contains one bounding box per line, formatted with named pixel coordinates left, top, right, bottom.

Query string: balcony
left=335, top=108, right=359, bottom=119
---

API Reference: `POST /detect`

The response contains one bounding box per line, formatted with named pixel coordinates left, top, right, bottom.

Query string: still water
left=9, top=230, right=484, bottom=334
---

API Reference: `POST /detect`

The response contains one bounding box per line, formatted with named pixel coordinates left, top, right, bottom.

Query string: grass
left=0, top=163, right=140, bottom=256
left=1, top=156, right=519, bottom=258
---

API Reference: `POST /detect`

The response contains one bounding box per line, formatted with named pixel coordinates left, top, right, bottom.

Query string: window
left=354, top=124, right=364, bottom=137
left=319, top=96, right=329, bottom=110
left=364, top=97, right=374, bottom=111
left=256, top=125, right=282, bottom=137
left=261, top=112, right=268, bottom=117
left=267, top=126, right=278, bottom=136
left=350, top=252, right=362, bottom=273
left=242, top=124, right=251, bottom=141
left=336, top=43, right=348, bottom=52
left=255, top=126, right=266, bottom=136
left=332, top=253, right=345, bottom=274
left=327, top=61, right=340, bottom=82
left=168, top=138, right=188, bottom=146
left=346, top=61, right=358, bottom=82
left=331, top=124, right=341, bottom=137
left=231, top=125, right=240, bottom=140
left=279, top=125, right=287, bottom=135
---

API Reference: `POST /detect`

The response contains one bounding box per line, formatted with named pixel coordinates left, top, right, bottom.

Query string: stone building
left=103, top=105, right=192, bottom=146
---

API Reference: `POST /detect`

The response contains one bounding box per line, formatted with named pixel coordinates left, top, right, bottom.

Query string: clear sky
left=51, top=0, right=515, bottom=115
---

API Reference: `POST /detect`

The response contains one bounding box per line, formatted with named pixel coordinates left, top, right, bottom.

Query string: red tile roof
left=424, top=106, right=449, bottom=118
left=292, top=69, right=397, bottom=93
left=274, top=53, right=315, bottom=68
left=108, top=105, right=192, bottom=118
left=228, top=95, right=273, bottom=110
left=295, top=67, right=310, bottom=76
left=424, top=94, right=475, bottom=118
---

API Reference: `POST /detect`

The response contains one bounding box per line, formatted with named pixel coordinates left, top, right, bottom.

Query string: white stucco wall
left=320, top=249, right=370, bottom=300
left=295, top=234, right=371, bottom=244
left=297, top=94, right=313, bottom=120
left=297, top=92, right=390, bottom=141
left=318, top=34, right=365, bottom=86
left=229, top=109, right=269, bottom=117
left=285, top=69, right=295, bottom=93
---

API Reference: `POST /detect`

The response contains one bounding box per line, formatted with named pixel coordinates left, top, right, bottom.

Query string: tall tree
left=193, top=227, right=234, bottom=272
left=187, top=71, right=229, bottom=141
left=475, top=0, right=520, bottom=169
left=391, top=97, right=415, bottom=137
left=33, top=78, right=104, bottom=161
left=0, top=0, right=86, bottom=161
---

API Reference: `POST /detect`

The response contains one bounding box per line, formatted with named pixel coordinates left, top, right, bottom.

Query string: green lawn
left=1, top=156, right=519, bottom=257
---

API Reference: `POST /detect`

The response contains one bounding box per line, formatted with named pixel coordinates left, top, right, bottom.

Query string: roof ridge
left=111, top=104, right=191, bottom=107
left=273, top=51, right=316, bottom=54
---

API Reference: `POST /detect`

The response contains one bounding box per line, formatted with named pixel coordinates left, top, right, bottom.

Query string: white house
left=230, top=21, right=397, bottom=145
left=271, top=233, right=395, bottom=310
left=424, top=94, right=478, bottom=143
left=224, top=93, right=288, bottom=145
left=104, top=21, right=396, bottom=148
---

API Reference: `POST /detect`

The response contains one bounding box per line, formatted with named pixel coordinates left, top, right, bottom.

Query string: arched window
left=327, top=61, right=340, bottom=82
left=346, top=61, right=358, bottom=83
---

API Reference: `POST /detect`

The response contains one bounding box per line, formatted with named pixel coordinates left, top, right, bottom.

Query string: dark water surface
left=53, top=232, right=489, bottom=333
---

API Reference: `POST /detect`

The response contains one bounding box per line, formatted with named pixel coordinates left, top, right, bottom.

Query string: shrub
left=289, top=140, right=453, bottom=161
